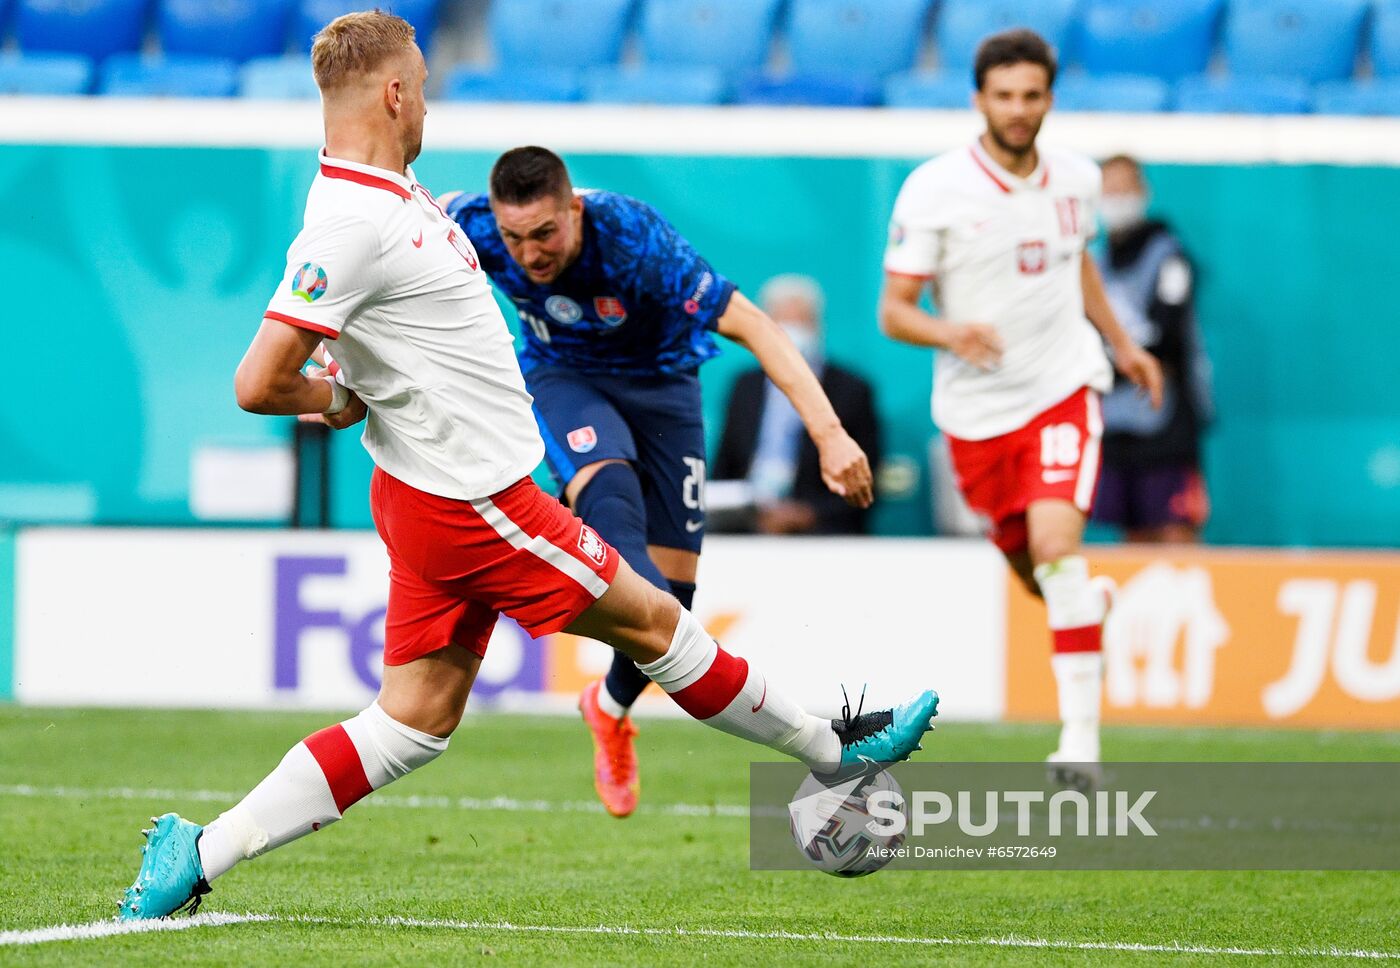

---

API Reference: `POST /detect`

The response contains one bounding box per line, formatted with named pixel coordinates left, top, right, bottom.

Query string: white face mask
left=1099, top=193, right=1148, bottom=234
left=778, top=321, right=822, bottom=363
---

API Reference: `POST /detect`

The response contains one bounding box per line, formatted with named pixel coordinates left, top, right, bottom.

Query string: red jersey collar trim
left=970, top=140, right=1049, bottom=193
left=318, top=149, right=414, bottom=200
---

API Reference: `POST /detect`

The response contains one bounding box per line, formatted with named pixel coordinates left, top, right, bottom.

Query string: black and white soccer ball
left=788, top=768, right=906, bottom=877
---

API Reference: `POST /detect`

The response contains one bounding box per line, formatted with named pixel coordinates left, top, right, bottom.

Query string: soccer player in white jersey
left=117, top=11, right=937, bottom=920
left=879, top=29, right=1163, bottom=788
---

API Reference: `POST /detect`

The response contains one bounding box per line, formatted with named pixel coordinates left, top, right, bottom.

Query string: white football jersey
left=884, top=139, right=1113, bottom=441
left=264, top=151, right=543, bottom=500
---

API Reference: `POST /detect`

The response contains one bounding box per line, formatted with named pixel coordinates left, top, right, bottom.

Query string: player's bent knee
left=564, top=458, right=633, bottom=506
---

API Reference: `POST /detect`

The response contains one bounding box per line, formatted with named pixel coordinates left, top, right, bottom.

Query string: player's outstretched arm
left=235, top=318, right=361, bottom=425
left=878, top=273, right=1004, bottom=369
left=1080, top=253, right=1164, bottom=409
left=717, top=292, right=873, bottom=508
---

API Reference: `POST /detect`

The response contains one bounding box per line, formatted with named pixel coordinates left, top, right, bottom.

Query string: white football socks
left=638, top=609, right=840, bottom=772
left=1035, top=555, right=1109, bottom=761
left=197, top=702, right=447, bottom=881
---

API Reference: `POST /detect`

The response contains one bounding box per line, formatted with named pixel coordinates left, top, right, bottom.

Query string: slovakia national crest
left=594, top=296, right=628, bottom=327
left=578, top=525, right=608, bottom=567
left=567, top=426, right=598, bottom=453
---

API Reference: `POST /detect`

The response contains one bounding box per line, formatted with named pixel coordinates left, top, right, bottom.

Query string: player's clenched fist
left=1112, top=341, right=1165, bottom=410
left=817, top=429, right=874, bottom=508
left=947, top=322, right=1004, bottom=370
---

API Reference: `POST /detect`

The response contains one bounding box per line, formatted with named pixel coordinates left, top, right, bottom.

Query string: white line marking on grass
left=3, top=912, right=1398, bottom=960
left=0, top=783, right=750, bottom=818
left=0, top=913, right=270, bottom=946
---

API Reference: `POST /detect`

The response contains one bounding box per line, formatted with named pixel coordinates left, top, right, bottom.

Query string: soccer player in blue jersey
left=443, top=147, right=874, bottom=817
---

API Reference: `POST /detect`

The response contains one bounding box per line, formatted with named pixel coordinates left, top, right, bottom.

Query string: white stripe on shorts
left=1074, top=391, right=1104, bottom=512
left=469, top=497, right=610, bottom=599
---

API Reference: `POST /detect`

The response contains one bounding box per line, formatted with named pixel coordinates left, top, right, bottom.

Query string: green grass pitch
left=1, top=706, right=1397, bottom=966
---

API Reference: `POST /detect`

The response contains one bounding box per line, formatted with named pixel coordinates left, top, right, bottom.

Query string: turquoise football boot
left=117, top=813, right=211, bottom=921
left=832, top=687, right=939, bottom=775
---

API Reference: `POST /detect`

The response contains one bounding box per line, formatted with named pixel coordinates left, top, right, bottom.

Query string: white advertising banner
left=14, top=529, right=1006, bottom=720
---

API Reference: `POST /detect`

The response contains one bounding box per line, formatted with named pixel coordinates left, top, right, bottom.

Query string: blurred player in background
left=118, top=12, right=933, bottom=921
left=879, top=28, right=1163, bottom=787
left=442, top=150, right=873, bottom=817
left=1094, top=154, right=1213, bottom=543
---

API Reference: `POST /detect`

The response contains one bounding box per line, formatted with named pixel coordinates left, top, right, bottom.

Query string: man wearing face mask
left=1093, top=155, right=1213, bottom=543
left=714, top=274, right=882, bottom=535
left=441, top=150, right=874, bottom=818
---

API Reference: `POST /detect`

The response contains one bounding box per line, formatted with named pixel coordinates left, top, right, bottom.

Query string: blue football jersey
left=446, top=190, right=735, bottom=375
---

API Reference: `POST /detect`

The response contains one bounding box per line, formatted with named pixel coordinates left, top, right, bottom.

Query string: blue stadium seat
left=883, top=71, right=971, bottom=108
left=296, top=0, right=441, bottom=51
left=0, top=52, right=94, bottom=95
left=240, top=56, right=319, bottom=98
left=638, top=0, right=781, bottom=71
left=100, top=54, right=241, bottom=97
left=1174, top=74, right=1311, bottom=114
left=15, top=0, right=149, bottom=60
left=935, top=0, right=1079, bottom=73
left=489, top=0, right=635, bottom=71
left=1376, top=0, right=1400, bottom=77
left=442, top=67, right=582, bottom=102
left=584, top=65, right=727, bottom=105
left=1054, top=73, right=1170, bottom=112
left=99, top=54, right=240, bottom=97
left=160, top=0, right=294, bottom=61
left=1077, top=0, right=1223, bottom=81
left=736, top=73, right=882, bottom=107
left=1225, top=0, right=1368, bottom=85
left=1314, top=79, right=1400, bottom=115
left=786, top=0, right=933, bottom=82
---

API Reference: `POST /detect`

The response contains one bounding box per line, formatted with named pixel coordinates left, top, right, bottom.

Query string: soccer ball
left=788, top=768, right=905, bottom=877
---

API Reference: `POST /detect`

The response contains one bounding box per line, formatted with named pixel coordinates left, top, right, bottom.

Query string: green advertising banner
left=2, top=143, right=1397, bottom=545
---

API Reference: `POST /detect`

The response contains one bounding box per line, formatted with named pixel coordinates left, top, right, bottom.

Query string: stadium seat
left=584, top=65, right=727, bottom=105
left=736, top=73, right=882, bottom=108
left=99, top=54, right=240, bottom=98
left=160, top=0, right=295, bottom=62
left=1314, top=79, right=1400, bottom=116
left=1077, top=0, right=1223, bottom=81
left=935, top=0, right=1079, bottom=73
left=489, top=0, right=635, bottom=71
left=1054, top=73, right=1171, bottom=112
left=786, top=0, right=933, bottom=82
left=0, top=52, right=94, bottom=95
left=638, top=0, right=781, bottom=71
left=1376, top=0, right=1400, bottom=77
left=240, top=56, right=319, bottom=98
left=883, top=71, right=971, bottom=109
left=1224, top=0, right=1368, bottom=85
left=15, top=0, right=149, bottom=60
left=296, top=0, right=440, bottom=51
left=442, top=67, right=582, bottom=103
left=1174, top=74, right=1312, bottom=114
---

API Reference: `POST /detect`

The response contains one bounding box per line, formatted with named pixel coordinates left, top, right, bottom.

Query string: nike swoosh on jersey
left=1042, top=469, right=1077, bottom=483
left=751, top=679, right=768, bottom=714
left=685, top=519, right=704, bottom=533
left=411, top=231, right=423, bottom=248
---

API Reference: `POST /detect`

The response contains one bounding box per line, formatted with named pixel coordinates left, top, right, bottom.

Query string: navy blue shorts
left=524, top=364, right=707, bottom=553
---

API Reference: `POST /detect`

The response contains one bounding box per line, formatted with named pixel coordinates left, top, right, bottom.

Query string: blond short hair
left=311, top=9, right=416, bottom=91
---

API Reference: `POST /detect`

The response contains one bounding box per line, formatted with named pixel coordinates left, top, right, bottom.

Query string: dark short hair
left=973, top=28, right=1057, bottom=91
left=489, top=146, right=572, bottom=205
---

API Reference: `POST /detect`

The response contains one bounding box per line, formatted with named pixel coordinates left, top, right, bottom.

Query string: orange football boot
left=579, top=680, right=640, bottom=818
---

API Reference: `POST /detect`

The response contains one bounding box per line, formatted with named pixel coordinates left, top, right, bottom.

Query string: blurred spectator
left=713, top=274, right=881, bottom=534
left=1093, top=155, right=1214, bottom=543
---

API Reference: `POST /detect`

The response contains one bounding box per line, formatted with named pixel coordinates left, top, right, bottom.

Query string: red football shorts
left=370, top=469, right=620, bottom=666
left=946, top=386, right=1103, bottom=555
